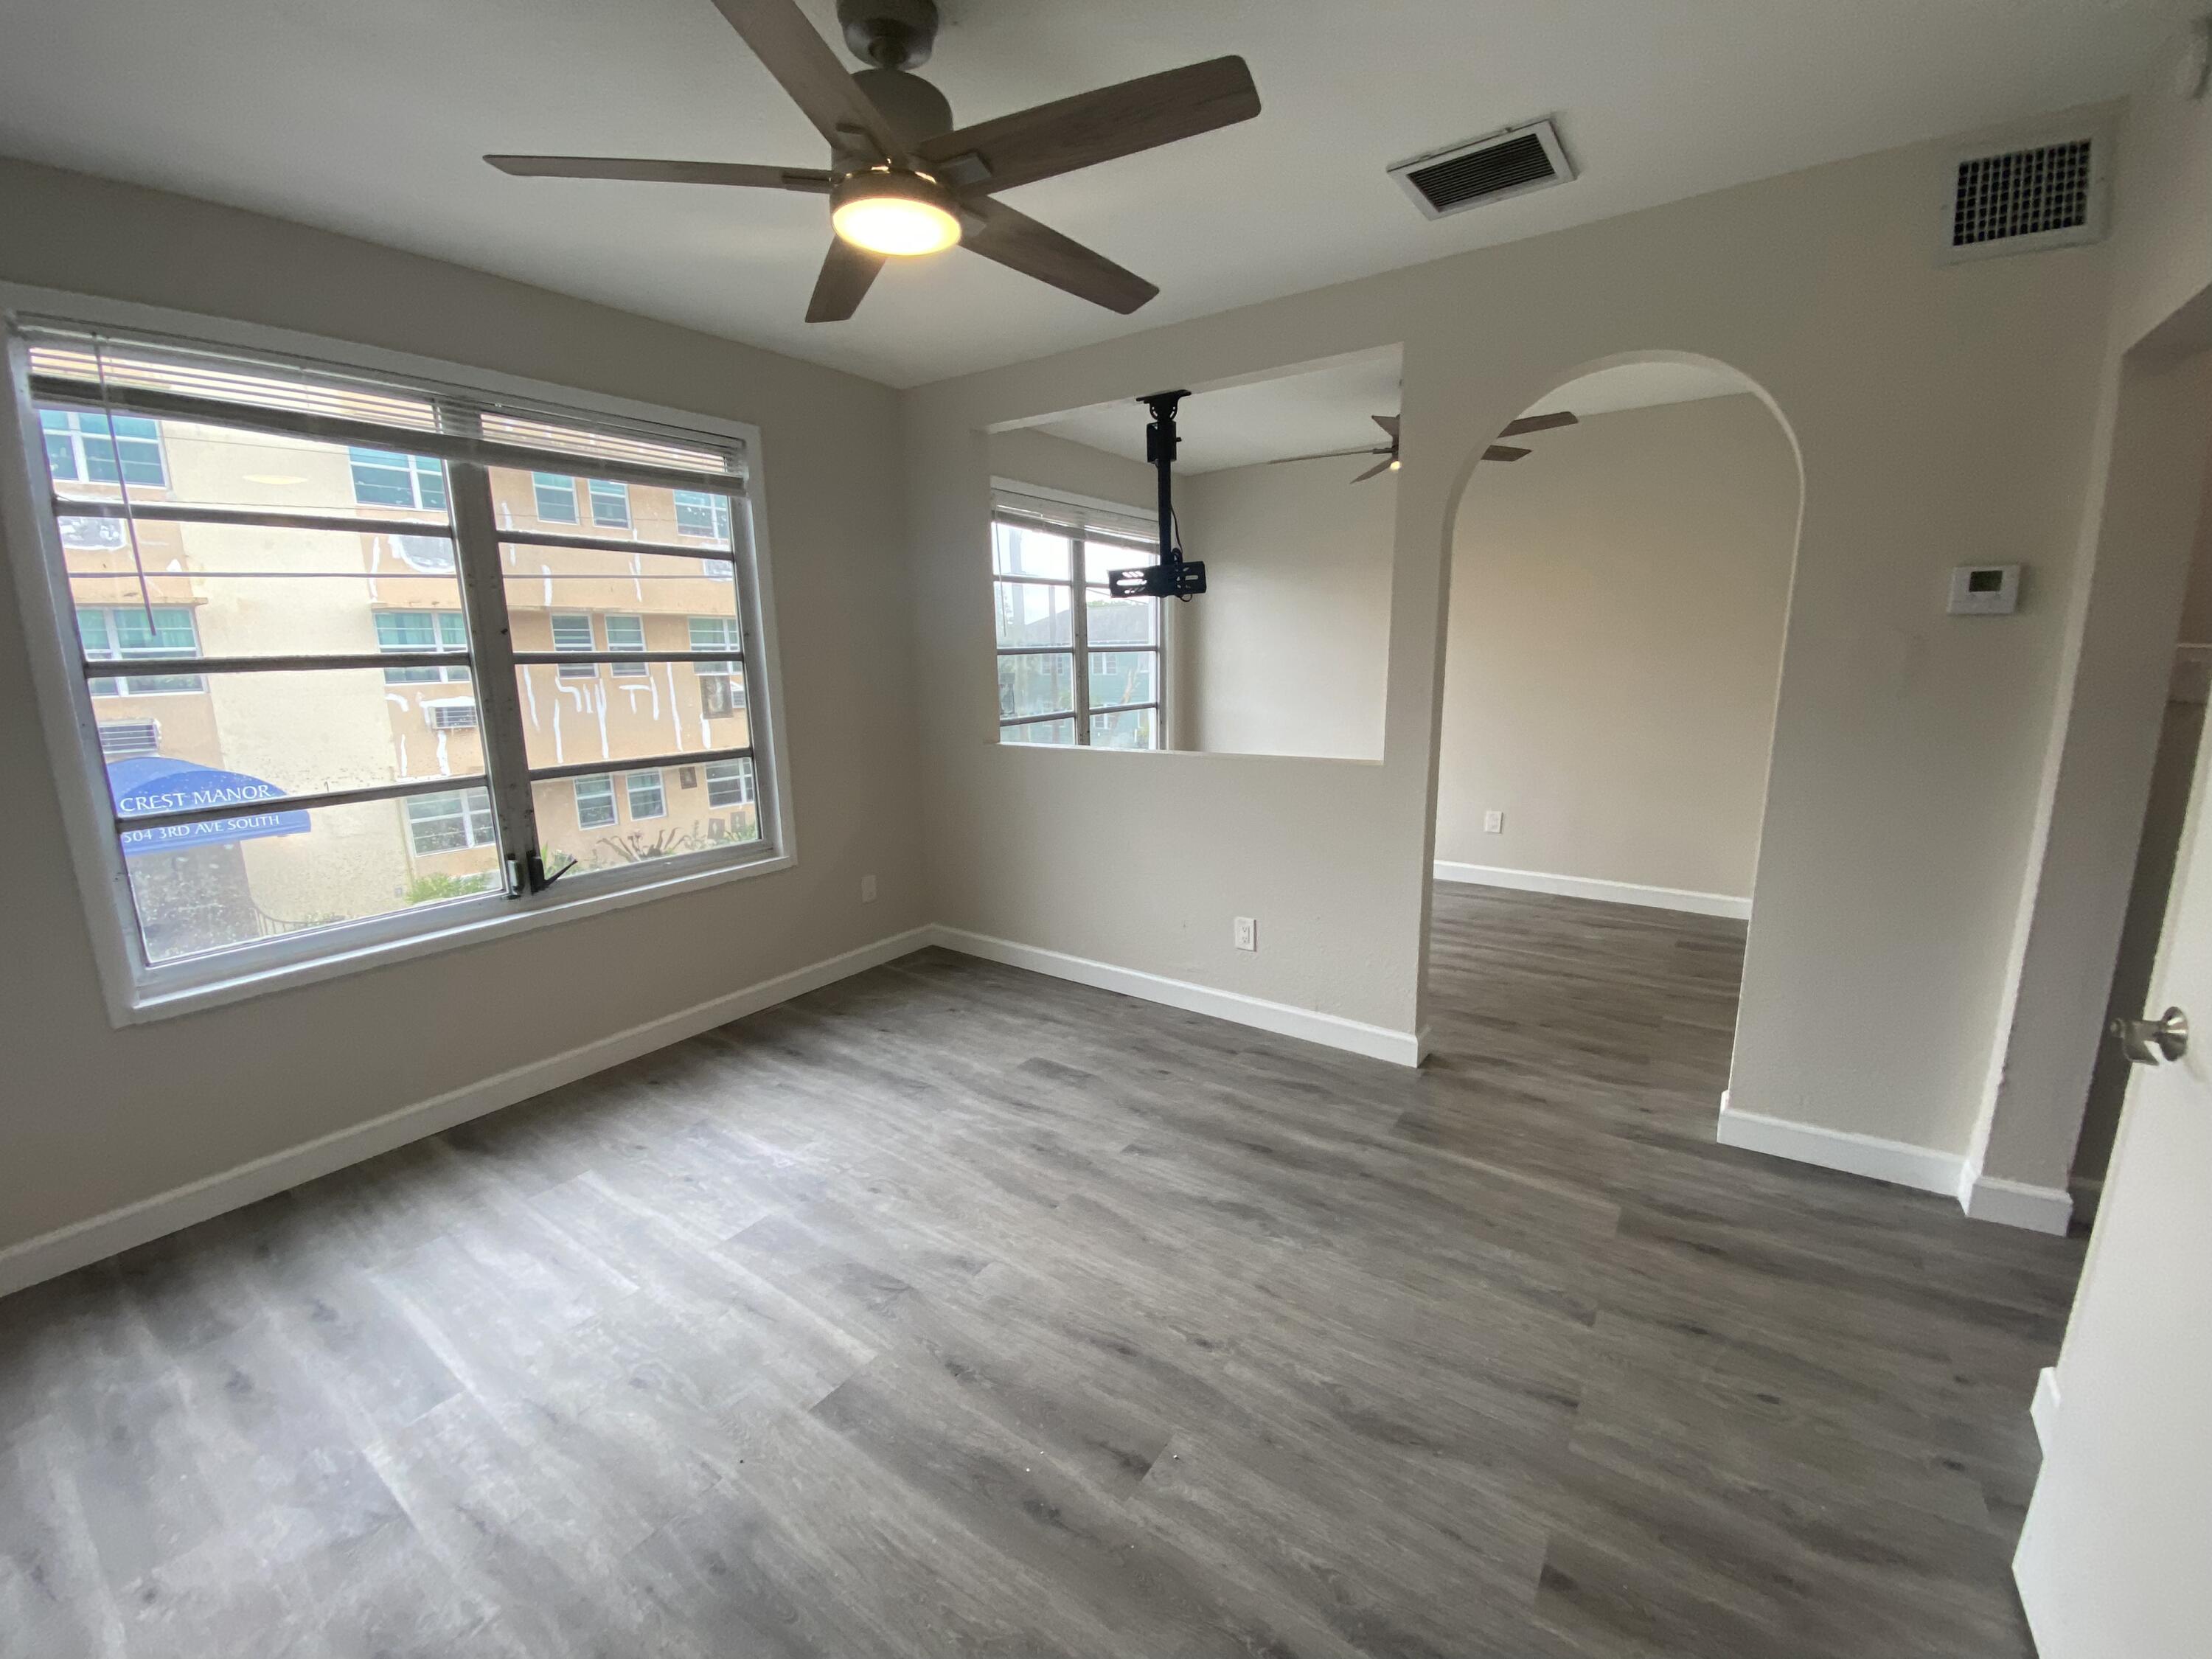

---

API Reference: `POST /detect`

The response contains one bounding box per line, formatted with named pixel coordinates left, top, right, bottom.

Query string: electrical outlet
left=860, top=874, right=877, bottom=903
left=1484, top=810, right=1505, bottom=835
left=1234, top=917, right=1258, bottom=952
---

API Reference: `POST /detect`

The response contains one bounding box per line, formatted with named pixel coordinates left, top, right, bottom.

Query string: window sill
left=107, top=845, right=795, bottom=1028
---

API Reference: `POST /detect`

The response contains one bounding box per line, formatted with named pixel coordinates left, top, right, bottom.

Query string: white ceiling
left=0, top=1, right=2191, bottom=388
left=1545, top=361, right=1751, bottom=416
left=1033, top=353, right=1754, bottom=474
left=1034, top=350, right=1404, bottom=475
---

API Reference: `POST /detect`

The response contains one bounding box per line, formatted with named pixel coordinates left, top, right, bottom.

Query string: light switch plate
left=1949, top=564, right=2020, bottom=616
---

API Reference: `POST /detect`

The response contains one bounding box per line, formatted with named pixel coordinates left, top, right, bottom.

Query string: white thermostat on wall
left=1948, top=563, right=2020, bottom=616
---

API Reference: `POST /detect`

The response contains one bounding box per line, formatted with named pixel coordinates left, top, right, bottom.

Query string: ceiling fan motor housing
left=838, top=0, right=939, bottom=69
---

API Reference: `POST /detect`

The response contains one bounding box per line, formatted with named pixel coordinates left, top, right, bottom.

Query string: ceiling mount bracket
left=837, top=0, right=939, bottom=70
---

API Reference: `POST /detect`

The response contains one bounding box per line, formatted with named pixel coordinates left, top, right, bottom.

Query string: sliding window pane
left=120, top=793, right=500, bottom=964
left=1001, top=718, right=1077, bottom=747
left=490, top=466, right=737, bottom=550
left=995, top=581, right=1071, bottom=649
left=40, top=410, right=453, bottom=523
left=1089, top=707, right=1158, bottom=750
left=502, top=544, right=740, bottom=653
left=530, top=766, right=759, bottom=873
left=64, top=521, right=463, bottom=661
left=998, top=652, right=1077, bottom=720
left=1083, top=536, right=1157, bottom=585
left=515, top=661, right=749, bottom=769
left=97, top=668, right=485, bottom=804
left=1085, top=587, right=1158, bottom=647
left=992, top=521, right=1072, bottom=580
left=1088, top=651, right=1157, bottom=709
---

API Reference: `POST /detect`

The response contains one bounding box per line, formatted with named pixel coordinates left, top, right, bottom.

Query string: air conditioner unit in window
left=423, top=700, right=479, bottom=730
left=97, top=718, right=161, bottom=757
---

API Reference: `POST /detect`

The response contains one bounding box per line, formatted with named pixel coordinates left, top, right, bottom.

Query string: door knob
left=2110, top=1006, right=2189, bottom=1065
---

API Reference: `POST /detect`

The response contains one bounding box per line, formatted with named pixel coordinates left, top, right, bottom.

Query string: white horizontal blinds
left=22, top=321, right=748, bottom=496
left=990, top=482, right=1164, bottom=751
left=18, top=316, right=774, bottom=975
left=990, top=484, right=1156, bottom=551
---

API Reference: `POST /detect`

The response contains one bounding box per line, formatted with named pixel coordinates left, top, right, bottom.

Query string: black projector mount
left=1107, top=390, right=1206, bottom=600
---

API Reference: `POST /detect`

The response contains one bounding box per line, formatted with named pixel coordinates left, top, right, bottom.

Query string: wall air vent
left=1941, top=132, right=2108, bottom=262
left=1388, top=119, right=1575, bottom=220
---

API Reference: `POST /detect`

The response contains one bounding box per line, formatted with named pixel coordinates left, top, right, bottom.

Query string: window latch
left=526, top=850, right=578, bottom=894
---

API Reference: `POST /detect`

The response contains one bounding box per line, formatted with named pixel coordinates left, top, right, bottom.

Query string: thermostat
left=1949, top=564, right=2020, bottom=616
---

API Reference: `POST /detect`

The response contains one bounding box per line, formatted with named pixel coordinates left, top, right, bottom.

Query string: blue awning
left=107, top=757, right=310, bottom=857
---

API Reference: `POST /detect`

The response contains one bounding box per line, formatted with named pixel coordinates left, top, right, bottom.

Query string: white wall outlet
left=1234, top=917, right=1258, bottom=951
left=1484, top=810, right=1505, bottom=835
left=860, top=874, right=877, bottom=903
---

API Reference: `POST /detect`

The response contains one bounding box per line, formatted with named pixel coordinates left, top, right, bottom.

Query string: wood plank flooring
left=0, top=886, right=2085, bottom=1657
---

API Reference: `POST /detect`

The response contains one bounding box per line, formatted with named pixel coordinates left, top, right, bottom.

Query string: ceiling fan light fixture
left=830, top=169, right=961, bottom=256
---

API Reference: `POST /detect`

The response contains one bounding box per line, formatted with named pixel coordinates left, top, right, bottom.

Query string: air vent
left=1941, top=132, right=2108, bottom=262
left=1388, top=120, right=1575, bottom=220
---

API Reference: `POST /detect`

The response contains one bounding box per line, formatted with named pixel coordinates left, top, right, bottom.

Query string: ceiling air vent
left=1941, top=132, right=2108, bottom=262
left=1388, top=119, right=1575, bottom=220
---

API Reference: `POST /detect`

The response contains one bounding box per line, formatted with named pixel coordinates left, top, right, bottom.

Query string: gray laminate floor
left=0, top=886, right=2085, bottom=1657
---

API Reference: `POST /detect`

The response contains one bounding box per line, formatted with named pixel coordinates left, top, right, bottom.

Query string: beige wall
left=0, top=157, right=921, bottom=1258
left=906, top=111, right=2115, bottom=1152
left=1436, top=394, right=1795, bottom=897
left=1966, top=75, right=2212, bottom=1198
left=1176, top=458, right=1394, bottom=760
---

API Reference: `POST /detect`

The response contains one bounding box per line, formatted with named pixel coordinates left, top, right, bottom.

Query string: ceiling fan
left=485, top=0, right=1261, bottom=324
left=1267, top=410, right=1580, bottom=482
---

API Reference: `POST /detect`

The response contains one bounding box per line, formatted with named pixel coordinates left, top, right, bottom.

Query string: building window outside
left=674, top=489, right=731, bottom=543
left=691, top=615, right=745, bottom=715
left=605, top=613, right=649, bottom=678
left=77, top=605, right=204, bottom=696
left=991, top=491, right=1164, bottom=751
left=42, top=410, right=167, bottom=487
left=705, top=758, right=755, bottom=808
left=532, top=472, right=580, bottom=523
left=16, top=320, right=771, bottom=1005
left=406, top=787, right=495, bottom=855
left=588, top=479, right=631, bottom=529
left=551, top=611, right=598, bottom=678
left=626, top=769, right=667, bottom=821
left=375, top=610, right=470, bottom=684
left=574, top=773, right=617, bottom=829
left=347, top=448, right=448, bottom=512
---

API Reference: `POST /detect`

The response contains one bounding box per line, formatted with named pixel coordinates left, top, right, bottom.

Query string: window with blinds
left=990, top=484, right=1164, bottom=751
left=7, top=315, right=781, bottom=1004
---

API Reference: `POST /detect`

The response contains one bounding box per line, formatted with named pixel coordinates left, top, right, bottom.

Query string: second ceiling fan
left=1269, top=411, right=1581, bottom=483
left=486, top=0, right=1262, bottom=323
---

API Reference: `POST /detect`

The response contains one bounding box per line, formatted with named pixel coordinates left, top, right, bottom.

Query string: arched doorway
left=1422, top=352, right=1806, bottom=1099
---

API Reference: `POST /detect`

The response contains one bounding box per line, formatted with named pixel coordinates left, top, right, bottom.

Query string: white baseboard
left=927, top=925, right=1423, bottom=1068
left=1715, top=1093, right=1964, bottom=1195
left=0, top=926, right=935, bottom=1300
left=1958, top=1170, right=2076, bottom=1236
left=2031, top=1366, right=2062, bottom=1453
left=1433, top=860, right=1752, bottom=921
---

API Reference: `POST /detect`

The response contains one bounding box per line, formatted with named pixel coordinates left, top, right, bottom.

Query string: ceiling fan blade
left=1352, top=457, right=1397, bottom=482
left=1268, top=446, right=1391, bottom=466
left=707, top=0, right=908, bottom=163
left=1371, top=414, right=1401, bottom=441
left=1499, top=411, right=1578, bottom=437
left=806, top=238, right=886, bottom=323
left=960, top=199, right=1158, bottom=313
left=918, top=55, right=1260, bottom=195
left=1484, top=444, right=1531, bottom=462
left=484, top=156, right=832, bottom=192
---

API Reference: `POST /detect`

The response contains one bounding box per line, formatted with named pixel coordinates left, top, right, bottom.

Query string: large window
left=10, top=318, right=777, bottom=1009
left=991, top=487, right=1164, bottom=749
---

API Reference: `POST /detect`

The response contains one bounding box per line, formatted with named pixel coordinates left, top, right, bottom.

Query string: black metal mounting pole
left=1110, top=390, right=1206, bottom=599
